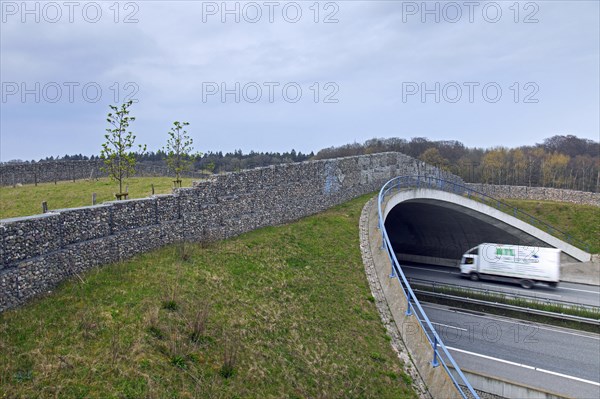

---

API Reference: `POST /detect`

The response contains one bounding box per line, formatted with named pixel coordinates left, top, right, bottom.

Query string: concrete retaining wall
left=0, top=153, right=462, bottom=313
left=455, top=369, right=568, bottom=399
left=359, top=197, right=460, bottom=398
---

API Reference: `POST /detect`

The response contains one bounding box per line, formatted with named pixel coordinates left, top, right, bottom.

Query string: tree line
left=314, top=135, right=599, bottom=192
left=3, top=102, right=597, bottom=193
left=16, top=149, right=314, bottom=174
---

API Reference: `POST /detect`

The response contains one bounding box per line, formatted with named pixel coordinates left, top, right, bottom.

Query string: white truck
left=459, top=243, right=561, bottom=289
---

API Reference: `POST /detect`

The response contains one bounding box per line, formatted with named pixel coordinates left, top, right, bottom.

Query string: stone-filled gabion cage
left=0, top=153, right=462, bottom=313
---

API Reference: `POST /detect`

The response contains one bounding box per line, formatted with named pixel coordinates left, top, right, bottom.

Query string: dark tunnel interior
left=384, top=200, right=547, bottom=262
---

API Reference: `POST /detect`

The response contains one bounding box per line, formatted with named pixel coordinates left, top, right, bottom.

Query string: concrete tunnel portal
left=382, top=189, right=590, bottom=266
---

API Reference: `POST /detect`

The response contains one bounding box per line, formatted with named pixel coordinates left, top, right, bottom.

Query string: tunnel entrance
left=384, top=199, right=547, bottom=265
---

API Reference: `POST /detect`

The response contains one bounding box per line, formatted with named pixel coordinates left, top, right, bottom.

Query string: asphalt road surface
left=400, top=262, right=600, bottom=307
left=422, top=303, right=600, bottom=398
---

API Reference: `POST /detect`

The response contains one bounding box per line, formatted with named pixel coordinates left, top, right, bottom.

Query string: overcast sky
left=1, top=0, right=598, bottom=161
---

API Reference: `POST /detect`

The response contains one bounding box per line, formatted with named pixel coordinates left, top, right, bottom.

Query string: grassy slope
left=503, top=199, right=600, bottom=253
left=0, top=194, right=416, bottom=399
left=0, top=177, right=195, bottom=220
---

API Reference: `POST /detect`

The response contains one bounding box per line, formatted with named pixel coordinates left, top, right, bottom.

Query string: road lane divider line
left=560, top=287, right=600, bottom=295
left=420, top=320, right=468, bottom=332
left=446, top=346, right=600, bottom=387
left=401, top=265, right=458, bottom=275
left=422, top=304, right=600, bottom=340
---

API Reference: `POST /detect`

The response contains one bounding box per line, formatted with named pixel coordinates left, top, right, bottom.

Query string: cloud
left=1, top=0, right=598, bottom=161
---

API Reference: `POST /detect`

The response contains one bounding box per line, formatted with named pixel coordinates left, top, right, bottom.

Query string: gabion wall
left=0, top=153, right=460, bottom=312
left=466, top=184, right=599, bottom=206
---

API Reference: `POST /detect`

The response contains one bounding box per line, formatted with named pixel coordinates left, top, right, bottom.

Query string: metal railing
left=377, top=175, right=594, bottom=398
left=408, top=277, right=600, bottom=313
left=377, top=176, right=480, bottom=399
left=380, top=175, right=591, bottom=253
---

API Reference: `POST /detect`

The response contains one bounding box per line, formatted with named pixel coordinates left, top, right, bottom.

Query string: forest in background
left=314, top=135, right=599, bottom=192
left=3, top=135, right=598, bottom=192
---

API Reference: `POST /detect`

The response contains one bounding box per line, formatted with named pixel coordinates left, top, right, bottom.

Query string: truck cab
left=459, top=246, right=478, bottom=278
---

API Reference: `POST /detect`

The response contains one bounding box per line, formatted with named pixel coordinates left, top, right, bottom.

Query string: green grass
left=503, top=199, right=600, bottom=253
left=0, top=177, right=195, bottom=219
left=0, top=195, right=416, bottom=399
left=469, top=196, right=599, bottom=253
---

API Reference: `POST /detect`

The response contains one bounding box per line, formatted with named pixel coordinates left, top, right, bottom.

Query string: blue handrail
left=378, top=175, right=480, bottom=398
left=378, top=175, right=592, bottom=398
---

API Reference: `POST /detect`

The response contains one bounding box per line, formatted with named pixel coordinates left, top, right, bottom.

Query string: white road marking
left=421, top=303, right=600, bottom=340
left=401, top=265, right=458, bottom=275
left=560, top=286, right=600, bottom=295
left=431, top=322, right=467, bottom=331
left=447, top=346, right=600, bottom=387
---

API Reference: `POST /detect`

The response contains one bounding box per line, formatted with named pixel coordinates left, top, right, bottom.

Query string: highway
left=400, top=262, right=600, bottom=307
left=422, top=303, right=600, bottom=398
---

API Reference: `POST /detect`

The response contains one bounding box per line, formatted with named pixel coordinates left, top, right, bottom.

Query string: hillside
left=0, top=194, right=417, bottom=398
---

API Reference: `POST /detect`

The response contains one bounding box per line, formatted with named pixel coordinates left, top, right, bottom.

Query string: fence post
left=432, top=336, right=440, bottom=367
left=405, top=299, right=412, bottom=316
left=92, top=192, right=96, bottom=205
left=42, top=201, right=48, bottom=213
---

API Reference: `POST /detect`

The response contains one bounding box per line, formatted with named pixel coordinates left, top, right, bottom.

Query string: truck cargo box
left=460, top=243, right=560, bottom=288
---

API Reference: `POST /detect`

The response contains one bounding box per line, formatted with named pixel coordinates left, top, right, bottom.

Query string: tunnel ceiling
left=384, top=199, right=548, bottom=261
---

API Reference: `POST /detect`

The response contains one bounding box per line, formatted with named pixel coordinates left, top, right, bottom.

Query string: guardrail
left=378, top=175, right=594, bottom=398
left=408, top=277, right=600, bottom=313
left=377, top=176, right=480, bottom=399
left=380, top=175, right=591, bottom=253
left=415, top=290, right=600, bottom=327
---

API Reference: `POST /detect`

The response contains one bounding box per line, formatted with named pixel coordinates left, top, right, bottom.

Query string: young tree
left=100, top=100, right=146, bottom=199
left=164, top=121, right=199, bottom=187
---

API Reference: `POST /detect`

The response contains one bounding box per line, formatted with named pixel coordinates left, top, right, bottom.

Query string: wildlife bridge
left=366, top=175, right=595, bottom=399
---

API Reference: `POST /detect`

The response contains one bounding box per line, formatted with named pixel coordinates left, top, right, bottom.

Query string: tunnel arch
left=382, top=188, right=590, bottom=265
